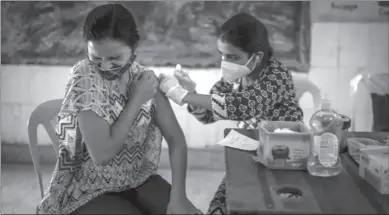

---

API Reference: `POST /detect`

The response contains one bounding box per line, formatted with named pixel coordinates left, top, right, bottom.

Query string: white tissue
left=274, top=128, right=297, bottom=133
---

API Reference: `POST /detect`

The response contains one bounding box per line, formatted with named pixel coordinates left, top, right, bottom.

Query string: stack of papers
left=217, top=130, right=259, bottom=151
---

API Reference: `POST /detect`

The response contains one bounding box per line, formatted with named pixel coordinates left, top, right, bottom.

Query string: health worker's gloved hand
left=174, top=64, right=196, bottom=93
left=159, top=73, right=189, bottom=106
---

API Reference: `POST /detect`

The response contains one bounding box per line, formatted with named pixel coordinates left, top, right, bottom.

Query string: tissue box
left=359, top=146, right=389, bottom=195
left=255, top=121, right=311, bottom=170
left=347, top=138, right=385, bottom=164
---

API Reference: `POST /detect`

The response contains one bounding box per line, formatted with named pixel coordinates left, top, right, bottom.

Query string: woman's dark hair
left=219, top=12, right=273, bottom=62
left=83, top=3, right=140, bottom=51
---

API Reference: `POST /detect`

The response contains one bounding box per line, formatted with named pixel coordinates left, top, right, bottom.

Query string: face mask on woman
left=220, top=54, right=257, bottom=83
left=91, top=54, right=137, bottom=81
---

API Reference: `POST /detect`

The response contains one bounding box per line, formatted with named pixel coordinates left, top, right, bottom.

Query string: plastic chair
left=290, top=72, right=322, bottom=127
left=27, top=99, right=63, bottom=198
left=291, top=72, right=322, bottom=109
left=350, top=74, right=362, bottom=131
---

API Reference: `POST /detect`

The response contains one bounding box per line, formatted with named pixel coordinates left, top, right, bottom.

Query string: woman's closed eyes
left=91, top=55, right=122, bottom=61
left=88, top=55, right=123, bottom=69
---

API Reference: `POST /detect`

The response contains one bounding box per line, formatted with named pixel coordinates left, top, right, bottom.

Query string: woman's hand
left=166, top=197, right=202, bottom=214
left=130, top=69, right=159, bottom=105
left=174, top=64, right=196, bottom=93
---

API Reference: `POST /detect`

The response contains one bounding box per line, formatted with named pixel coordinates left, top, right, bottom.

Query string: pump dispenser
left=307, top=93, right=342, bottom=177
left=321, top=93, right=331, bottom=110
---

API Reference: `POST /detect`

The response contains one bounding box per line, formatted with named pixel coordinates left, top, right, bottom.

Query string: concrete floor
left=1, top=164, right=224, bottom=214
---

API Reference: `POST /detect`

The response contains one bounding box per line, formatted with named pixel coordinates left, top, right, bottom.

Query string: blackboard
left=1, top=1, right=311, bottom=72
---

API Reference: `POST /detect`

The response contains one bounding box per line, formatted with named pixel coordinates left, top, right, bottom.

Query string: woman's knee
left=73, top=194, right=142, bottom=214
left=135, top=174, right=171, bottom=214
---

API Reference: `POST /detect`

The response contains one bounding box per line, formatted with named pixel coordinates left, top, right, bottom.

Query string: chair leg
left=28, top=140, right=44, bottom=198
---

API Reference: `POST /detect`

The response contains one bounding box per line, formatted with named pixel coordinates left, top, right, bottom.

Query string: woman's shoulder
left=264, top=57, right=291, bottom=78
left=267, top=57, right=289, bottom=71
left=69, top=59, right=95, bottom=78
left=61, top=60, right=110, bottom=119
left=65, top=59, right=104, bottom=94
left=252, top=57, right=292, bottom=89
left=69, top=59, right=104, bottom=88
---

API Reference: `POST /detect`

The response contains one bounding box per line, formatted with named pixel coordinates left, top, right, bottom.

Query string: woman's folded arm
left=77, top=96, right=143, bottom=165
left=69, top=72, right=143, bottom=165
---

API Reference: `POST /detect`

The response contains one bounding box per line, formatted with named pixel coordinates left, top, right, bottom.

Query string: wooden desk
left=224, top=129, right=389, bottom=214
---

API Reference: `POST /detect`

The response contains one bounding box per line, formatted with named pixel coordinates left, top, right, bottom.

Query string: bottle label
left=314, top=133, right=339, bottom=167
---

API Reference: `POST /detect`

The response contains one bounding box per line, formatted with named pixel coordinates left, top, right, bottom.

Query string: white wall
left=2, top=2, right=388, bottom=147
left=309, top=1, right=389, bottom=131
left=0, top=64, right=318, bottom=147
left=0, top=61, right=372, bottom=147
left=0, top=65, right=238, bottom=147
left=309, top=22, right=389, bottom=132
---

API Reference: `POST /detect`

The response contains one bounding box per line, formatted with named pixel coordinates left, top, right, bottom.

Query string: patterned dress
left=36, top=60, right=163, bottom=214
left=187, top=57, right=303, bottom=214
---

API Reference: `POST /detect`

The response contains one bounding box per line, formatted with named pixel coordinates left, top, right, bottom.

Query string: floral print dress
left=36, top=60, right=163, bottom=214
left=187, top=57, right=304, bottom=214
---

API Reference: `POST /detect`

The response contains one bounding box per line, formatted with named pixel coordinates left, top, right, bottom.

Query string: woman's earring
left=256, top=55, right=262, bottom=63
left=253, top=55, right=261, bottom=69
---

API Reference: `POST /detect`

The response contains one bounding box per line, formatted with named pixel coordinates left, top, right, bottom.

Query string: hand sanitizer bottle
left=307, top=94, right=343, bottom=177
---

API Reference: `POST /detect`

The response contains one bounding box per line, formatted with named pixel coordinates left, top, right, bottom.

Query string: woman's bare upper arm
left=154, top=91, right=184, bottom=143
left=77, top=110, right=112, bottom=162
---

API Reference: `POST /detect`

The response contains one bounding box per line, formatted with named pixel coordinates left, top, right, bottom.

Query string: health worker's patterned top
left=188, top=57, right=303, bottom=128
